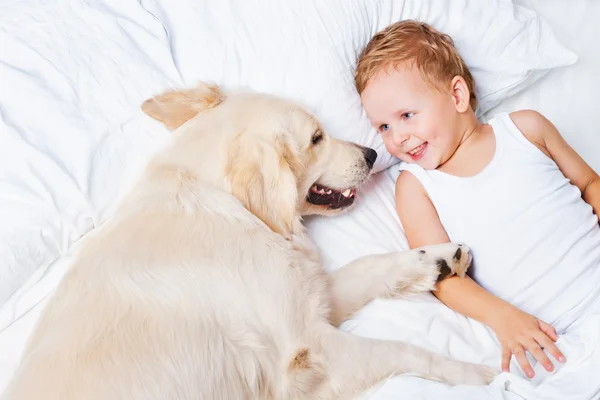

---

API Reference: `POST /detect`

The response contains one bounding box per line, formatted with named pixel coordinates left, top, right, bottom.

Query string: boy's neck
left=437, top=110, right=485, bottom=173
left=458, top=111, right=483, bottom=147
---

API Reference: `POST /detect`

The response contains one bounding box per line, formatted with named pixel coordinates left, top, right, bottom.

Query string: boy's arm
left=510, top=110, right=600, bottom=218
left=395, top=171, right=565, bottom=377
left=394, top=171, right=513, bottom=322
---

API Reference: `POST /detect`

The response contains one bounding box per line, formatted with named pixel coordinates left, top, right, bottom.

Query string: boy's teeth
left=409, top=143, right=425, bottom=155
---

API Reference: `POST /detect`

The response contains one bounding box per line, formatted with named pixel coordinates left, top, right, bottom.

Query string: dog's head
left=142, top=82, right=377, bottom=237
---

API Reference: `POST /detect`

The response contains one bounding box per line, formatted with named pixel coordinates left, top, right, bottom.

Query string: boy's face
left=360, top=62, right=463, bottom=170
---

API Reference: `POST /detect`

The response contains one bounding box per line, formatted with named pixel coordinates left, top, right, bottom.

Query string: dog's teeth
left=319, top=189, right=326, bottom=194
left=311, top=185, right=319, bottom=192
left=326, top=190, right=332, bottom=195
left=341, top=189, right=351, bottom=197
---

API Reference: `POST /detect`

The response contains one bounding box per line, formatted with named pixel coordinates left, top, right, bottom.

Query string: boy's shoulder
left=395, top=168, right=422, bottom=190
left=507, top=109, right=553, bottom=145
left=395, top=169, right=428, bottom=203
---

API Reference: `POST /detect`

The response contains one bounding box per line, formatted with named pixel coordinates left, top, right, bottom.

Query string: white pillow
left=143, top=0, right=577, bottom=172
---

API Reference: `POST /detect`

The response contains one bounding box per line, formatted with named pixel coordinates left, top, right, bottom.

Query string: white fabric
left=398, top=112, right=600, bottom=332
left=0, top=0, right=599, bottom=399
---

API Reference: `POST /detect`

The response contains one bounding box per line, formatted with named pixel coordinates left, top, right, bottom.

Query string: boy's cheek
left=383, top=140, right=404, bottom=160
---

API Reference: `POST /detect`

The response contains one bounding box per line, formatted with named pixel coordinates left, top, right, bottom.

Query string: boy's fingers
left=501, top=347, right=512, bottom=373
left=538, top=320, right=558, bottom=342
left=513, top=344, right=535, bottom=378
left=526, top=338, right=554, bottom=372
left=535, top=332, right=566, bottom=363
left=536, top=322, right=566, bottom=363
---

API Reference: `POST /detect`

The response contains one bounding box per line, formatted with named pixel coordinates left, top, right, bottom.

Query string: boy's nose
left=392, top=131, right=409, bottom=147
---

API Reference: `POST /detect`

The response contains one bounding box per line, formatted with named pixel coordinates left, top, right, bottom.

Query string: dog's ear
left=141, top=82, right=225, bottom=130
left=226, top=136, right=302, bottom=239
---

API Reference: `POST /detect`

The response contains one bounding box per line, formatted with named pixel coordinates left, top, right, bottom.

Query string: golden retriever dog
left=2, top=83, right=496, bottom=400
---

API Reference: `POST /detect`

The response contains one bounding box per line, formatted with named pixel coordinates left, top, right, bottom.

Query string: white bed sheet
left=1, top=0, right=599, bottom=398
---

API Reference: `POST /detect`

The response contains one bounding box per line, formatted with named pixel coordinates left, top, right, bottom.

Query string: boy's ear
left=450, top=76, right=471, bottom=113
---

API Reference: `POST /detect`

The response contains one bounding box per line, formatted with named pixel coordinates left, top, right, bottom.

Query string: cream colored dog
left=2, top=83, right=496, bottom=400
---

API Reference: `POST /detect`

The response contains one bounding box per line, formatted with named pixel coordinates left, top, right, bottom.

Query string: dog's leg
left=328, top=243, right=470, bottom=326
left=314, top=327, right=496, bottom=400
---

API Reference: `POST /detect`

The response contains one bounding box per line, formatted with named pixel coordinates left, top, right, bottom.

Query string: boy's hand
left=488, top=305, right=566, bottom=378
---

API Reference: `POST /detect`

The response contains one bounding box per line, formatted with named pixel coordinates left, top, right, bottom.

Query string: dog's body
left=2, top=84, right=495, bottom=400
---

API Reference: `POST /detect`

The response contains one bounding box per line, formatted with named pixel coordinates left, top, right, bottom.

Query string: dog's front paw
left=379, top=244, right=473, bottom=298
left=416, top=243, right=473, bottom=282
left=391, top=254, right=444, bottom=294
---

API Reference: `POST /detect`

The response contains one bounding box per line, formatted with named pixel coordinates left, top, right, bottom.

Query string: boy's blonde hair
left=355, top=20, right=478, bottom=111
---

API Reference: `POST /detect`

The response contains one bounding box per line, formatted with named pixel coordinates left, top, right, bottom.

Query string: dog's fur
left=2, top=83, right=496, bottom=400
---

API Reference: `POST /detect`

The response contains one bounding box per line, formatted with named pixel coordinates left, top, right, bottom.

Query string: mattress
left=1, top=0, right=599, bottom=398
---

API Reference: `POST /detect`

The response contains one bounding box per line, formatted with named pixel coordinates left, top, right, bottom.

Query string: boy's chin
left=399, top=156, right=438, bottom=170
left=420, top=160, right=440, bottom=170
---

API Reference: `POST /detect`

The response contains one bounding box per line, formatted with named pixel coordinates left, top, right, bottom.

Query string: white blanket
left=1, top=1, right=600, bottom=399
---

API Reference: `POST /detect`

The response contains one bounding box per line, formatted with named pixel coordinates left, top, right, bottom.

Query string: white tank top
left=398, top=112, right=600, bottom=331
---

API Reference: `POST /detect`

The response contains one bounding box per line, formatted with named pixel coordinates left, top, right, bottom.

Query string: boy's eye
left=379, top=123, right=390, bottom=132
left=402, top=113, right=414, bottom=119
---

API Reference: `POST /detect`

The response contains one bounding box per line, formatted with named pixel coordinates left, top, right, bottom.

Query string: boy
left=355, top=20, right=600, bottom=379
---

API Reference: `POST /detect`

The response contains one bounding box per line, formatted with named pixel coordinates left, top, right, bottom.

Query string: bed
left=1, top=1, right=599, bottom=398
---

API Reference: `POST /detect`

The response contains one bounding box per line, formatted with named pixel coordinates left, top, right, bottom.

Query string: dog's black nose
left=363, top=148, right=378, bottom=169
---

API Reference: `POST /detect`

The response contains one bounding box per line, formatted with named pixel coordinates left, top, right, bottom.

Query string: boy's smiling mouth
left=407, top=142, right=428, bottom=160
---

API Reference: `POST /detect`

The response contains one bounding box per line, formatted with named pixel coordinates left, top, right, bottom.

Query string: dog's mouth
left=306, top=183, right=357, bottom=210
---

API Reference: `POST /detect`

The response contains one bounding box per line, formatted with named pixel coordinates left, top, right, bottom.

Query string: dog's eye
left=311, top=131, right=323, bottom=145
